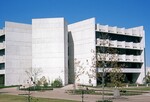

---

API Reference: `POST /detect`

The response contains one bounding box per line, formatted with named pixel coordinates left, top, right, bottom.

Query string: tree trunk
left=113, top=88, right=120, bottom=98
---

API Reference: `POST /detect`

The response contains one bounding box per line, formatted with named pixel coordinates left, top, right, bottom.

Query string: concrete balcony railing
left=118, top=55, right=142, bottom=62
left=99, top=25, right=108, bottom=32
left=0, top=55, right=5, bottom=63
left=133, top=55, right=143, bottom=62
left=97, top=53, right=143, bottom=63
left=96, top=38, right=109, bottom=46
left=96, top=39, right=143, bottom=50
left=0, top=29, right=5, bottom=36
left=126, top=55, right=133, bottom=61
left=108, top=26, right=117, bottom=33
left=117, top=28, right=125, bottom=34
left=121, top=68, right=141, bottom=73
left=0, top=69, right=5, bottom=74
left=109, top=40, right=117, bottom=47
left=133, top=43, right=140, bottom=49
left=96, top=24, right=143, bottom=37
left=97, top=53, right=118, bottom=61
left=117, top=41, right=125, bottom=48
left=118, top=54, right=126, bottom=62
left=132, top=29, right=140, bottom=36
left=125, top=42, right=133, bottom=48
left=125, top=29, right=132, bottom=36
left=0, top=41, right=5, bottom=50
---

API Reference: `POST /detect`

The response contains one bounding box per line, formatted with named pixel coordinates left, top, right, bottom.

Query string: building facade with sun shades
left=0, top=17, right=146, bottom=86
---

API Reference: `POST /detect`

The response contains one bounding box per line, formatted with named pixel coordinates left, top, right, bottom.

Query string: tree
left=143, top=72, right=150, bottom=84
left=88, top=33, right=125, bottom=100
left=109, top=64, right=125, bottom=87
left=74, top=58, right=85, bottom=89
left=25, top=68, right=43, bottom=85
left=25, top=68, right=42, bottom=102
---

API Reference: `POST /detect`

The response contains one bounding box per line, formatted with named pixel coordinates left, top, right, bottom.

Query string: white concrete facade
left=0, top=17, right=146, bottom=86
left=69, top=18, right=145, bottom=85
left=32, top=18, right=68, bottom=86
left=0, top=22, right=32, bottom=86
left=68, top=18, right=97, bottom=86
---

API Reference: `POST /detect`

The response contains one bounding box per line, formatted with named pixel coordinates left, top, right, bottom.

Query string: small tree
left=109, top=65, right=125, bottom=87
left=143, top=72, right=150, bottom=84
left=25, top=68, right=42, bottom=102
left=51, top=78, right=62, bottom=88
left=25, top=68, right=42, bottom=85
left=74, top=58, right=85, bottom=89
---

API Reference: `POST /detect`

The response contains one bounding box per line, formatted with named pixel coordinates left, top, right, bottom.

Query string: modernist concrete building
left=68, top=18, right=145, bottom=86
left=0, top=17, right=146, bottom=86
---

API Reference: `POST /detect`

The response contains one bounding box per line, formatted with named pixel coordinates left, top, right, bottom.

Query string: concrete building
left=69, top=18, right=145, bottom=86
left=0, top=22, right=32, bottom=86
left=0, top=17, right=146, bottom=86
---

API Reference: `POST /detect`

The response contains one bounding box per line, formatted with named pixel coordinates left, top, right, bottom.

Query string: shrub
left=43, top=82, right=49, bottom=88
left=20, top=86, right=53, bottom=91
left=51, top=78, right=62, bottom=88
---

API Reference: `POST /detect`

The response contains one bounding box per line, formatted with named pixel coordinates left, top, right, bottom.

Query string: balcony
left=97, top=53, right=143, bottom=63
left=0, top=56, right=5, bottom=63
left=97, top=68, right=141, bottom=73
left=118, top=55, right=142, bottom=62
left=99, top=25, right=108, bottom=32
left=133, top=55, right=143, bottom=62
left=117, top=41, right=125, bottom=48
left=0, top=41, right=5, bottom=50
left=125, top=29, right=132, bottom=36
left=0, top=29, right=5, bottom=36
left=109, top=40, right=117, bottom=47
left=132, top=29, right=140, bottom=36
left=117, top=28, right=125, bottom=34
left=108, top=26, right=117, bottom=33
left=96, top=38, right=109, bottom=47
left=0, top=69, right=5, bottom=74
left=96, top=39, right=143, bottom=50
left=125, top=42, right=133, bottom=49
left=126, top=55, right=133, bottom=62
left=121, top=68, right=141, bottom=73
left=118, top=54, right=126, bottom=62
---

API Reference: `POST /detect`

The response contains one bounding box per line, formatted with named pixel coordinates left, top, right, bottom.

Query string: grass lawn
left=121, top=86, right=150, bottom=91
left=0, top=94, right=79, bottom=102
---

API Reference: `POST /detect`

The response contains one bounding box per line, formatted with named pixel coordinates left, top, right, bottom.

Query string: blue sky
left=0, top=0, right=150, bottom=66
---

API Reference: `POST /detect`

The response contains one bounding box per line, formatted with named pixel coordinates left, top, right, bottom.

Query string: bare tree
left=25, top=68, right=43, bottom=85
left=25, top=68, right=42, bottom=102
left=74, top=58, right=85, bottom=90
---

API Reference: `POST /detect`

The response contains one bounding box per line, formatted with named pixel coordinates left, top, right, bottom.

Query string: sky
left=0, top=0, right=150, bottom=66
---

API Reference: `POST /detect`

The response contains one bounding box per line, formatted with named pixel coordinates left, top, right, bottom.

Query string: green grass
left=121, top=87, right=150, bottom=91
left=0, top=85, right=19, bottom=89
left=0, top=94, right=79, bottom=102
left=67, top=88, right=147, bottom=96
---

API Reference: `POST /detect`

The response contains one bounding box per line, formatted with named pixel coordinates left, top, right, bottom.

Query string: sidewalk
left=1, top=87, right=150, bottom=102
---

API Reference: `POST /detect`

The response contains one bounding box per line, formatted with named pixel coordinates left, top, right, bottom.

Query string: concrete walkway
left=1, top=87, right=150, bottom=102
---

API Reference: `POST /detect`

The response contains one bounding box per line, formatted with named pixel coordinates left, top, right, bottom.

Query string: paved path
left=1, top=87, right=150, bottom=102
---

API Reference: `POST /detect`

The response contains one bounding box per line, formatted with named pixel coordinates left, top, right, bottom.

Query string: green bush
left=20, top=86, right=53, bottom=91
left=51, top=78, right=62, bottom=88
left=44, top=82, right=49, bottom=88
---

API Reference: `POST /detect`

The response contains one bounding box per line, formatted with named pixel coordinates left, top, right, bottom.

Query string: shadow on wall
left=68, top=31, right=74, bottom=84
